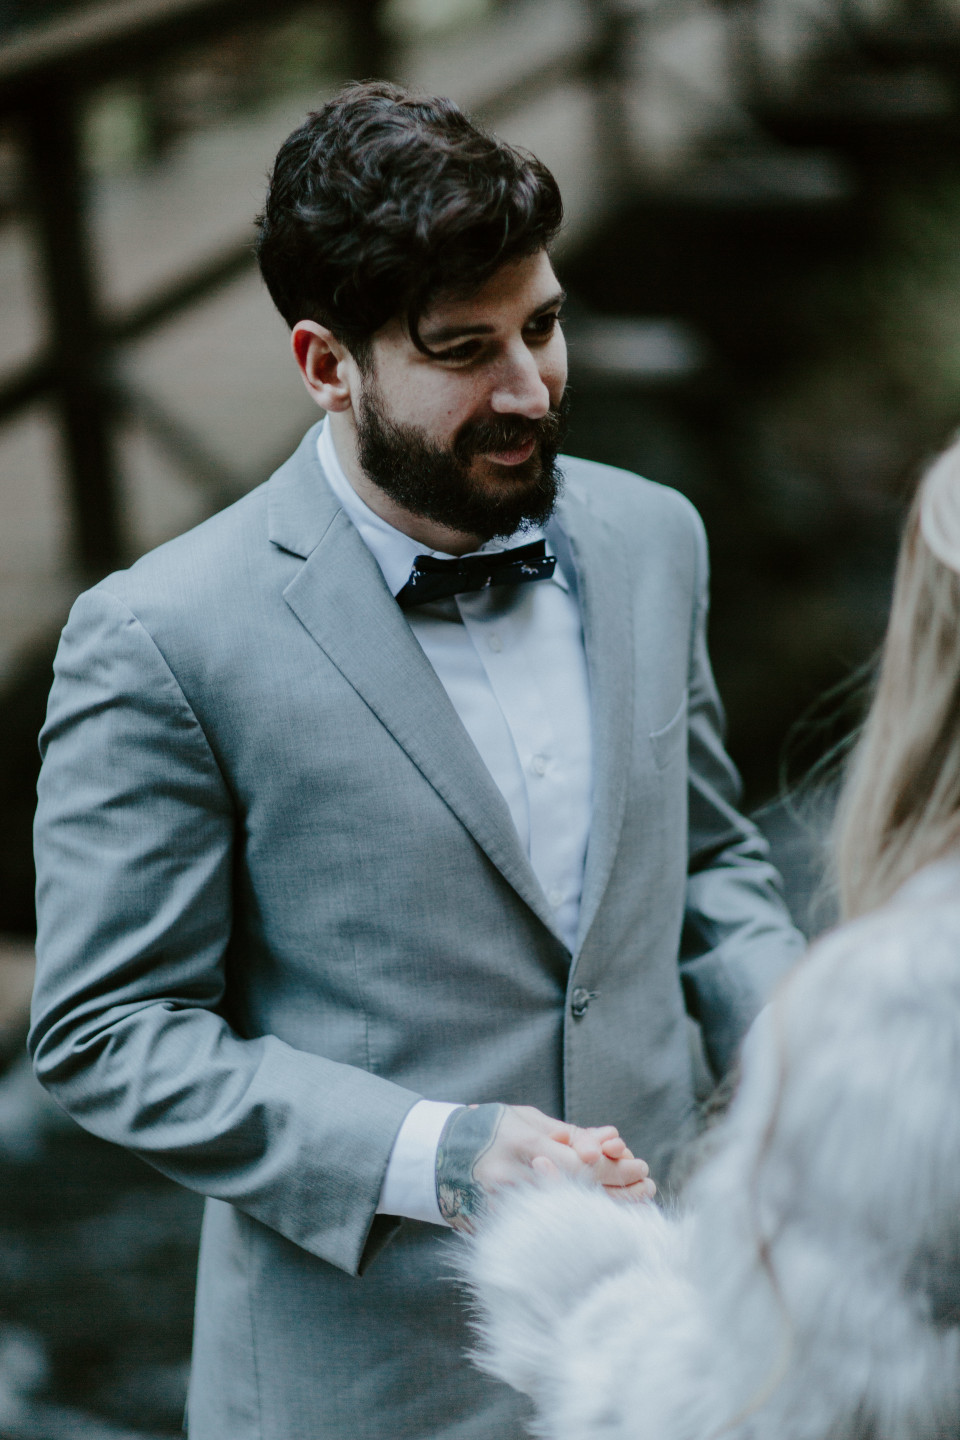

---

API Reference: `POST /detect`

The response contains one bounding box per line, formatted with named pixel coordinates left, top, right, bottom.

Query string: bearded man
left=30, top=82, right=805, bottom=1440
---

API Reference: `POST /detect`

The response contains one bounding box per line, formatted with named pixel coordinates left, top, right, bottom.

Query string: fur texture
left=466, top=858, right=960, bottom=1439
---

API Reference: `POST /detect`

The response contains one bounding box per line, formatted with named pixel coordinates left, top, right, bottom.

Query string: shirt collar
left=316, top=418, right=566, bottom=597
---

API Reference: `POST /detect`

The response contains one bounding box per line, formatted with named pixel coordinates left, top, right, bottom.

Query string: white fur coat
left=467, top=858, right=960, bottom=1439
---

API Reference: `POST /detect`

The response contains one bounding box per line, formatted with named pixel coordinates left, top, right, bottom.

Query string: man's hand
left=435, top=1103, right=656, bottom=1232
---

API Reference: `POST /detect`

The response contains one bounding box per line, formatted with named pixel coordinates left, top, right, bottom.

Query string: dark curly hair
left=255, top=81, right=563, bottom=366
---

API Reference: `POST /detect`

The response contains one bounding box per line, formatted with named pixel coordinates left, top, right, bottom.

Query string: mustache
left=453, top=397, right=568, bottom=463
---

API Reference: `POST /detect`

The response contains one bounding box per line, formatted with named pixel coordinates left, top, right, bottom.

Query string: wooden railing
left=0, top=0, right=371, bottom=571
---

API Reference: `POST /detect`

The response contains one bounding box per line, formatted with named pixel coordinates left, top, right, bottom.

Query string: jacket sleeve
left=677, top=514, right=806, bottom=1078
left=30, top=585, right=417, bottom=1277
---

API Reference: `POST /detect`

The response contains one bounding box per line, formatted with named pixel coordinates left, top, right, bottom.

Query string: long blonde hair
left=835, top=441, right=960, bottom=919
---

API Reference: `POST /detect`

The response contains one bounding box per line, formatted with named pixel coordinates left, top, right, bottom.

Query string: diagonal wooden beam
left=0, top=0, right=311, bottom=110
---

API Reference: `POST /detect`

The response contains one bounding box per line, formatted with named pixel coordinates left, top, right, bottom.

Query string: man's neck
left=327, top=410, right=485, bottom=556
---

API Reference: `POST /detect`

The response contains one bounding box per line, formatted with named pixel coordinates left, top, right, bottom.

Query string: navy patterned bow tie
left=395, top=539, right=556, bottom=610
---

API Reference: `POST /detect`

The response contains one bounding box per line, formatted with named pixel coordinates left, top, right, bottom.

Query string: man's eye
left=437, top=341, right=483, bottom=363
left=526, top=312, right=561, bottom=341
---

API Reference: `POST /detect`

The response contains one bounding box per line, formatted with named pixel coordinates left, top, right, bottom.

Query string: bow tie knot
left=395, top=539, right=556, bottom=610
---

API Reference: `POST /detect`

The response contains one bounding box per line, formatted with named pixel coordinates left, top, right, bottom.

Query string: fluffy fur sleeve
left=464, top=1183, right=709, bottom=1440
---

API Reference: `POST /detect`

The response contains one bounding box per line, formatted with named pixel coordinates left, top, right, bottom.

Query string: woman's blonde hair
left=835, top=440, right=960, bottom=919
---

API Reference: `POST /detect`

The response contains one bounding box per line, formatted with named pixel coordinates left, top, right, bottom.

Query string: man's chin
left=457, top=467, right=560, bottom=539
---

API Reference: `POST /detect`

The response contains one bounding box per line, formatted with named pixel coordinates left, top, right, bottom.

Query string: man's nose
left=489, top=346, right=552, bottom=419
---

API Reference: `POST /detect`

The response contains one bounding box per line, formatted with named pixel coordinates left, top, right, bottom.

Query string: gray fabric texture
left=30, top=423, right=806, bottom=1438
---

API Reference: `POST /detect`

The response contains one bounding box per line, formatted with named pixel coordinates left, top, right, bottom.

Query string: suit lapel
left=550, top=488, right=635, bottom=957
left=269, top=428, right=564, bottom=941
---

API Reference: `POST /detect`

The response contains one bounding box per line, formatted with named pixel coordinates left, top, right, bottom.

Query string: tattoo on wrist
left=435, top=1103, right=505, bottom=1231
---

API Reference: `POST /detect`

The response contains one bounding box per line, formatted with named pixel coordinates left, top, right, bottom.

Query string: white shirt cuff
left=376, top=1099, right=464, bottom=1226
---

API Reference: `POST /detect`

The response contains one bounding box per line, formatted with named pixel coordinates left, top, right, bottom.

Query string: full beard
left=354, top=382, right=569, bottom=543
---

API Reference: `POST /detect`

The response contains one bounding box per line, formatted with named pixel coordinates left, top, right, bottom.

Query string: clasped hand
left=436, top=1102, right=656, bottom=1232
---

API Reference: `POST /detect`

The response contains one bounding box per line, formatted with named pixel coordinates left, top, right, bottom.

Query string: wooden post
left=585, top=0, right=637, bottom=206
left=345, top=0, right=392, bottom=83
left=21, top=86, right=125, bottom=574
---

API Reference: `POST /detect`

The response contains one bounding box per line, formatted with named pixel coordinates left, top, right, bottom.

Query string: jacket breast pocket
left=649, top=693, right=688, bottom=772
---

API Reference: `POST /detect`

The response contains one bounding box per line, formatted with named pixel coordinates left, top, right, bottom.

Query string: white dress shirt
left=317, top=420, right=593, bottom=1224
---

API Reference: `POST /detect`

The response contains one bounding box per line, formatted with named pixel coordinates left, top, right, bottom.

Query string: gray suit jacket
left=31, top=425, right=804, bottom=1439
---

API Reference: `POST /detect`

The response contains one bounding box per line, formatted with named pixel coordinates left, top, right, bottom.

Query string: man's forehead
left=418, top=251, right=561, bottom=332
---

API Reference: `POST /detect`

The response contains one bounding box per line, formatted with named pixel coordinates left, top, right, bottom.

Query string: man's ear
left=291, top=321, right=355, bottom=412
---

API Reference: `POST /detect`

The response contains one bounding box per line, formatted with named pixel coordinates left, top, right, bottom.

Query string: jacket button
left=570, top=987, right=594, bottom=1019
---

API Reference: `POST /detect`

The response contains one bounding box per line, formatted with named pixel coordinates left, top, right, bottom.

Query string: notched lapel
left=551, top=491, right=635, bottom=956
left=274, top=456, right=564, bottom=941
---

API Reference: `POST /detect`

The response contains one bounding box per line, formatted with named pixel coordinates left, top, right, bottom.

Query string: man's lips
left=481, top=436, right=537, bottom=466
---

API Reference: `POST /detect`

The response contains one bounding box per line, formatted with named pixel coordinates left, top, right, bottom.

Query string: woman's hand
left=436, top=1103, right=656, bottom=1232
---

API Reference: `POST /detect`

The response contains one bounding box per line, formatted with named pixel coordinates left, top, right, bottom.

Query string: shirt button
left=548, top=887, right=563, bottom=908
left=488, top=633, right=503, bottom=653
left=531, top=755, right=546, bottom=776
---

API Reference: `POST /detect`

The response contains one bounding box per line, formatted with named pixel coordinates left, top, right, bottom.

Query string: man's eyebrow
left=530, top=290, right=567, bottom=318
left=420, top=290, right=567, bottom=346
